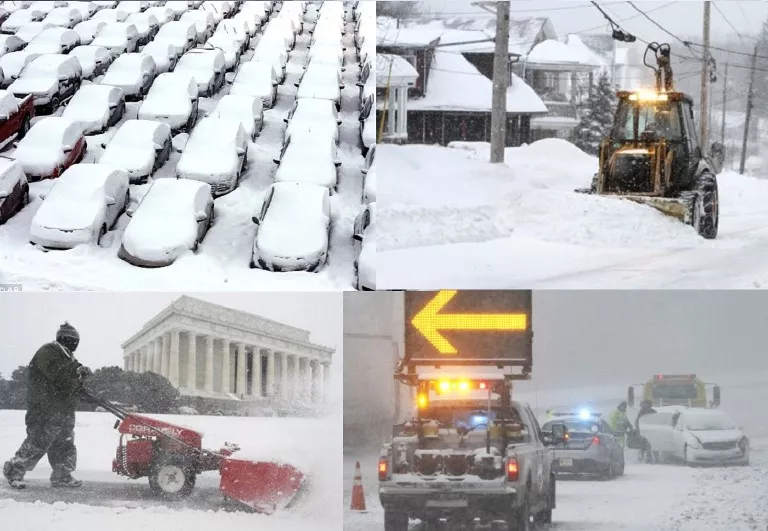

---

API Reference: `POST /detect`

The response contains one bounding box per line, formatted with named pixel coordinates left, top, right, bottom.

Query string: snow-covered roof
left=408, top=51, right=547, bottom=114
left=564, top=34, right=607, bottom=67
left=376, top=53, right=418, bottom=88
left=527, top=38, right=604, bottom=69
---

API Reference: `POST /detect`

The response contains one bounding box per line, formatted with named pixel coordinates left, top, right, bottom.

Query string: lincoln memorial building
left=121, top=296, right=334, bottom=407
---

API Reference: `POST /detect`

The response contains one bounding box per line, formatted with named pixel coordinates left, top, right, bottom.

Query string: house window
left=402, top=54, right=417, bottom=68
left=544, top=72, right=556, bottom=89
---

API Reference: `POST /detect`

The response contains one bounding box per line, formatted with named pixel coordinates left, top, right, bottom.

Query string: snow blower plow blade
left=220, top=458, right=306, bottom=514
left=620, top=195, right=690, bottom=222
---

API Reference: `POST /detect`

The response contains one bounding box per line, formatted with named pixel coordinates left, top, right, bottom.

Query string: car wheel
left=97, top=224, right=107, bottom=246
left=51, top=96, right=60, bottom=112
left=602, top=459, right=614, bottom=480
left=683, top=445, right=692, bottom=467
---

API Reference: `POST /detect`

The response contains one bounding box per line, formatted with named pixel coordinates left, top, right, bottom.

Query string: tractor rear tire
left=149, top=455, right=196, bottom=500
left=693, top=172, right=719, bottom=239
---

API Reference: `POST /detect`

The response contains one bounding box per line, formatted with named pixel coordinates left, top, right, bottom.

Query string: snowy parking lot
left=0, top=0, right=372, bottom=291
left=377, top=140, right=768, bottom=289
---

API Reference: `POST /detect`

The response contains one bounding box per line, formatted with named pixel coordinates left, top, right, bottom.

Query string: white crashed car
left=174, top=47, right=224, bottom=97
left=176, top=116, right=247, bottom=196
left=73, top=19, right=107, bottom=44
left=208, top=94, right=262, bottom=140
left=273, top=131, right=340, bottom=190
left=154, top=19, right=196, bottom=56
left=1, top=8, right=46, bottom=34
left=352, top=201, right=375, bottom=290
left=12, top=116, right=86, bottom=180
left=42, top=6, right=82, bottom=28
left=137, top=71, right=198, bottom=133
left=119, top=178, right=214, bottom=267
left=284, top=97, right=340, bottom=145
left=91, top=21, right=139, bottom=57
left=99, top=52, right=155, bottom=100
left=179, top=8, right=213, bottom=43
left=29, top=163, right=129, bottom=249
left=250, top=181, right=331, bottom=272
left=124, top=11, right=158, bottom=45
left=229, top=60, right=278, bottom=107
left=139, top=40, right=176, bottom=73
left=0, top=35, right=26, bottom=58
left=25, top=27, right=80, bottom=54
left=69, top=45, right=112, bottom=79
left=99, top=119, right=171, bottom=182
left=61, top=84, right=124, bottom=134
left=15, top=21, right=55, bottom=43
left=0, top=50, right=40, bottom=88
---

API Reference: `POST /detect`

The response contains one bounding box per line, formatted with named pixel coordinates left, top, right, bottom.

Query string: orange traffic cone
left=350, top=461, right=367, bottom=511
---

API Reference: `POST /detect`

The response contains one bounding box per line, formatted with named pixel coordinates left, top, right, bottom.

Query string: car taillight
left=378, top=457, right=388, bottom=481
left=506, top=457, right=519, bottom=482
left=592, top=436, right=601, bottom=445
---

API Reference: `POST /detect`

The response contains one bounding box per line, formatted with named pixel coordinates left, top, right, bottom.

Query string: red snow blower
left=81, top=390, right=306, bottom=514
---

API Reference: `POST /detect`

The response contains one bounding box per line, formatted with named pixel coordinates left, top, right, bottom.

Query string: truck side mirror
left=627, top=387, right=635, bottom=408
left=710, top=142, right=725, bottom=174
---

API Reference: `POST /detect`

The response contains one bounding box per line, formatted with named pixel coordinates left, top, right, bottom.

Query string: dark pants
left=4, top=409, right=77, bottom=482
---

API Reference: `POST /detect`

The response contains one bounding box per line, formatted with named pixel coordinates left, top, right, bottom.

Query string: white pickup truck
left=378, top=399, right=566, bottom=531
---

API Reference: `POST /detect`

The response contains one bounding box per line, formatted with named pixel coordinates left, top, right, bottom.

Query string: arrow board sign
left=404, top=290, right=532, bottom=367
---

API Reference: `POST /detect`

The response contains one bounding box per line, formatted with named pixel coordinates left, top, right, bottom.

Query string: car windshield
left=651, top=383, right=698, bottom=400
left=685, top=413, right=736, bottom=431
left=613, top=100, right=683, bottom=142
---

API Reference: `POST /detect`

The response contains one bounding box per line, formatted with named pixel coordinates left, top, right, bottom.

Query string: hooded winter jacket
left=27, top=341, right=85, bottom=413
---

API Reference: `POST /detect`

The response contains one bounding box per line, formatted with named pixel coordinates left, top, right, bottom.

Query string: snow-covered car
left=69, top=44, right=111, bottom=79
left=0, top=89, right=34, bottom=149
left=118, top=178, right=213, bottom=267
left=250, top=181, right=331, bottom=272
left=73, top=18, right=106, bottom=44
left=232, top=11, right=257, bottom=37
left=9, top=53, right=81, bottom=113
left=239, top=1, right=268, bottom=28
left=0, top=34, right=26, bottom=57
left=0, top=2, right=31, bottom=15
left=251, top=42, right=286, bottom=82
left=99, top=52, right=155, bottom=100
left=15, top=20, right=53, bottom=42
left=203, top=31, right=238, bottom=70
left=362, top=163, right=375, bottom=204
left=0, top=50, right=39, bottom=87
left=98, top=119, right=171, bottom=182
left=296, top=61, right=343, bottom=110
left=154, top=19, right=195, bottom=56
left=305, top=43, right=344, bottom=70
left=90, top=7, right=128, bottom=23
left=124, top=11, right=158, bottom=45
left=137, top=70, right=197, bottom=133
left=176, top=116, right=247, bottom=196
left=200, top=0, right=225, bottom=24
left=207, top=94, right=261, bottom=140
left=179, top=8, right=213, bottom=42
left=27, top=1, right=56, bottom=15
left=91, top=21, right=138, bottom=57
left=116, top=0, right=148, bottom=15
left=0, top=156, right=29, bottom=224
left=174, top=47, right=224, bottom=96
left=352, top=201, right=374, bottom=290
left=360, top=93, right=374, bottom=154
left=284, top=97, right=340, bottom=145
left=29, top=163, right=129, bottom=249
left=638, top=408, right=750, bottom=466
left=309, top=25, right=344, bottom=48
left=273, top=131, right=340, bottom=190
left=92, top=0, right=119, bottom=8
left=260, top=18, right=293, bottom=52
left=139, top=39, right=175, bottom=73
left=68, top=1, right=99, bottom=21
left=1, top=7, right=45, bottom=33
left=12, top=116, right=85, bottom=179
left=25, top=26, right=80, bottom=53
left=42, top=6, right=81, bottom=28
left=164, top=0, right=189, bottom=19
left=229, top=60, right=278, bottom=107
left=214, top=17, right=248, bottom=52
left=145, top=5, right=172, bottom=25
left=61, top=83, right=124, bottom=134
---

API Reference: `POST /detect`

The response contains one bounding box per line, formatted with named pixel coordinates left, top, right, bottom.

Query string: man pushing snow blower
left=3, top=322, right=92, bottom=490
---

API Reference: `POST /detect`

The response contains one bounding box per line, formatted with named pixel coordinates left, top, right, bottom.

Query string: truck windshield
left=613, top=100, right=683, bottom=142
left=651, top=383, right=697, bottom=400
left=685, top=413, right=735, bottom=431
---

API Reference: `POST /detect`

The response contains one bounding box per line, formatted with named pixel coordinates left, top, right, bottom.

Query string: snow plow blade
left=620, top=195, right=689, bottom=222
left=220, top=458, right=307, bottom=514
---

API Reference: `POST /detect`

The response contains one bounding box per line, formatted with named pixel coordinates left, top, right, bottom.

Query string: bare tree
left=377, top=1, right=424, bottom=28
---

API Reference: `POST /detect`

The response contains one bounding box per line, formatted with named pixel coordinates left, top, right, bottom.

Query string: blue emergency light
left=471, top=415, right=487, bottom=427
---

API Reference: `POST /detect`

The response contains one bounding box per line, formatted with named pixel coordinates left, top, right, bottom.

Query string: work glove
left=77, top=366, right=93, bottom=379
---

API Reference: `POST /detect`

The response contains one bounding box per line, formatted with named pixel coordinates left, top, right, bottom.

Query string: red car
left=12, top=117, right=85, bottom=180
left=0, top=89, right=34, bottom=150
left=0, top=155, right=28, bottom=225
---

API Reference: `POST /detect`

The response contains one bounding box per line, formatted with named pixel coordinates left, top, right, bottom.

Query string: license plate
left=559, top=458, right=573, bottom=467
left=426, top=499, right=469, bottom=508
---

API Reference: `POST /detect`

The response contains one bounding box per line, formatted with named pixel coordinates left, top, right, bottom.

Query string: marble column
left=161, top=333, right=170, bottom=379
left=237, top=342, right=247, bottom=396
left=169, top=329, right=180, bottom=386
left=280, top=352, right=288, bottom=399
left=130, top=351, right=136, bottom=373
left=316, top=361, right=325, bottom=404
left=292, top=355, right=301, bottom=400
left=252, top=347, right=262, bottom=397
left=147, top=343, right=154, bottom=374
left=187, top=332, right=197, bottom=390
left=323, top=362, right=331, bottom=403
left=221, top=340, right=231, bottom=394
left=266, top=349, right=275, bottom=397
left=124, top=354, right=128, bottom=371
left=205, top=336, right=214, bottom=392
left=153, top=337, right=162, bottom=374
left=306, top=359, right=314, bottom=402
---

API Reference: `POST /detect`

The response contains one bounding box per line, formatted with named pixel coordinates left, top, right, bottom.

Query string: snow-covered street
left=0, top=1, right=368, bottom=291
left=0, top=411, right=342, bottom=531
left=377, top=140, right=768, bottom=290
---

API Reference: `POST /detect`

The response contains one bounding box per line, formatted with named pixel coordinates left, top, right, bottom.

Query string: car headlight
left=687, top=434, right=702, bottom=449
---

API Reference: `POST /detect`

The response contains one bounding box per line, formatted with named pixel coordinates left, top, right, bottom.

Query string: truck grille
left=701, top=441, right=737, bottom=451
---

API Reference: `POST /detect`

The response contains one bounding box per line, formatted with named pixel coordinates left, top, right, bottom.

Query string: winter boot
left=51, top=475, right=83, bottom=488
left=3, top=461, right=26, bottom=490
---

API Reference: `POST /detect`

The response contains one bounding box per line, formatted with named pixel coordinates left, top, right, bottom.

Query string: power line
left=401, top=1, right=632, bottom=19
left=712, top=1, right=753, bottom=45
left=626, top=0, right=701, bottom=59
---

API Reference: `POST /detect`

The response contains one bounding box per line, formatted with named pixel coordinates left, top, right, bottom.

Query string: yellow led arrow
left=411, top=290, right=528, bottom=354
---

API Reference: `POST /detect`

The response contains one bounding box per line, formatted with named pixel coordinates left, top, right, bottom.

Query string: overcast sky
left=420, top=0, right=768, bottom=41
left=0, top=293, right=342, bottom=377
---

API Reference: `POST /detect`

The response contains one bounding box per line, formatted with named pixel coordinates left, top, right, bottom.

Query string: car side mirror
left=63, top=146, right=73, bottom=153
left=283, top=117, right=289, bottom=123
left=126, top=206, right=135, bottom=217
left=195, top=210, right=207, bottom=222
left=353, top=233, right=363, bottom=242
left=334, top=161, right=342, bottom=167
left=356, top=82, right=363, bottom=88
left=272, top=81, right=279, bottom=86
left=0, top=192, right=8, bottom=200
left=293, top=82, right=299, bottom=87
left=273, top=158, right=280, bottom=165
left=549, top=423, right=567, bottom=444
left=105, top=196, right=116, bottom=206
left=251, top=215, right=260, bottom=225
left=235, top=146, right=246, bottom=155
left=0, top=114, right=8, bottom=120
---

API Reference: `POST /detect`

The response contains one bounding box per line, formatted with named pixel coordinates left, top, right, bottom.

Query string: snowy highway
left=377, top=141, right=768, bottom=290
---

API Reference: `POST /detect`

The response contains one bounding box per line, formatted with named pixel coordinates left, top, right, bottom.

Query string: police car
left=542, top=410, right=625, bottom=479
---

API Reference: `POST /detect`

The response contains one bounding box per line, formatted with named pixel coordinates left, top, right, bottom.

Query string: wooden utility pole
left=720, top=61, right=728, bottom=143
left=740, top=45, right=758, bottom=175
left=490, top=0, right=510, bottom=163
left=699, top=1, right=711, bottom=150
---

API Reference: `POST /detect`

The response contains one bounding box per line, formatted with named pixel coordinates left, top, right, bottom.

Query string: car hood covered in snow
left=13, top=145, right=63, bottom=175
left=122, top=204, right=196, bottom=262
left=9, top=75, right=56, bottom=95
left=33, top=197, right=102, bottom=231
left=101, top=145, right=153, bottom=173
left=688, top=429, right=745, bottom=444
left=258, top=214, right=328, bottom=262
